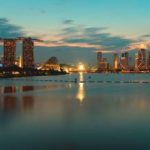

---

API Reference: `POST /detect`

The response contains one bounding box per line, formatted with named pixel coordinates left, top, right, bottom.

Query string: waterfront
left=1, top=73, right=150, bottom=149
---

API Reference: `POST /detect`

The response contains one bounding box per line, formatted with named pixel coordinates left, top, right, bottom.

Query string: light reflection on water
left=76, top=72, right=85, bottom=103
left=1, top=74, right=150, bottom=149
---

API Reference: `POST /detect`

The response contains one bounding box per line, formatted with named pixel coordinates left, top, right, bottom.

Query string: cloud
left=23, top=19, right=150, bottom=64
left=0, top=18, right=24, bottom=38
left=62, top=19, right=74, bottom=25
left=141, top=34, right=150, bottom=38
left=46, top=22, right=135, bottom=50
left=20, top=19, right=135, bottom=52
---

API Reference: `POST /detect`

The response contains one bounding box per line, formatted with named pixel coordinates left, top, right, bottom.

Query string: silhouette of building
left=23, top=38, right=34, bottom=68
left=3, top=39, right=16, bottom=67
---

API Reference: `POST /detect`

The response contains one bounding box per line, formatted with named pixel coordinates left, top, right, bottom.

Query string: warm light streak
left=76, top=72, right=85, bottom=103
left=114, top=60, right=118, bottom=69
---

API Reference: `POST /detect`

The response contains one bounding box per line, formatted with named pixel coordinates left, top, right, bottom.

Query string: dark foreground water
left=1, top=73, right=150, bottom=150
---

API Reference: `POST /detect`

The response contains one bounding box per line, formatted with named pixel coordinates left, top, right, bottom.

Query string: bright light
left=78, top=64, right=85, bottom=72
left=140, top=44, right=146, bottom=49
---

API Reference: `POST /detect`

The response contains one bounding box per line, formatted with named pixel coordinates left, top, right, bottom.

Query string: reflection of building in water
left=76, top=72, right=85, bottom=103
left=22, top=86, right=34, bottom=92
left=21, top=96, right=34, bottom=111
left=0, top=86, right=35, bottom=113
left=3, top=86, right=16, bottom=93
left=3, top=96, right=17, bottom=112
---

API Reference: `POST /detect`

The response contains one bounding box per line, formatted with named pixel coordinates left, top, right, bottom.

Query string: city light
left=78, top=63, right=85, bottom=72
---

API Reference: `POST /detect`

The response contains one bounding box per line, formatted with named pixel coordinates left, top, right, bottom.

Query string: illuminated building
left=135, top=53, right=138, bottom=71
left=3, top=39, right=16, bottom=67
left=113, top=53, right=119, bottom=70
left=98, top=58, right=109, bottom=72
left=120, top=52, right=129, bottom=70
left=97, top=52, right=109, bottom=71
left=23, top=38, right=34, bottom=68
left=137, top=49, right=146, bottom=70
left=15, top=56, right=23, bottom=68
left=147, top=52, right=150, bottom=70
left=0, top=56, right=3, bottom=67
left=41, top=57, right=61, bottom=71
left=97, top=51, right=102, bottom=63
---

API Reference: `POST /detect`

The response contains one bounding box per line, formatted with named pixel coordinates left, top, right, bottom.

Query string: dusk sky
left=0, top=0, right=150, bottom=65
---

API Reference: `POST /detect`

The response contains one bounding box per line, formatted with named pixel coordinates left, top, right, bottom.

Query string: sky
left=0, top=0, right=150, bottom=65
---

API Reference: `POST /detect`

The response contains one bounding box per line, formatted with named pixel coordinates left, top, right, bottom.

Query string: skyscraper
left=97, top=52, right=102, bottom=63
left=147, top=51, right=150, bottom=70
left=23, top=38, right=34, bottom=68
left=135, top=53, right=138, bottom=71
left=113, top=53, right=119, bottom=70
left=3, top=39, right=16, bottom=67
left=120, top=52, right=129, bottom=70
left=137, top=49, right=146, bottom=70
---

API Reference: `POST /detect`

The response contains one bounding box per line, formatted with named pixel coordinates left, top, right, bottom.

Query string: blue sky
left=0, top=0, right=150, bottom=64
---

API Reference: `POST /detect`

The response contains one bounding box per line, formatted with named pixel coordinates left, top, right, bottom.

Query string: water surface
left=0, top=73, right=150, bottom=150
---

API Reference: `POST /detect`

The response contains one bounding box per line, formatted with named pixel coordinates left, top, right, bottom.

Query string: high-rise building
left=23, top=38, right=34, bottom=68
left=135, top=53, right=138, bottom=71
left=120, top=52, right=129, bottom=70
left=147, top=51, right=150, bottom=70
left=3, top=39, right=16, bottom=67
left=113, top=53, right=119, bottom=70
left=97, top=52, right=102, bottom=63
left=98, top=58, right=109, bottom=72
left=137, top=49, right=146, bottom=70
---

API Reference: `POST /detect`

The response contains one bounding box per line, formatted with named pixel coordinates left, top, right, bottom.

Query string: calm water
left=1, top=73, right=150, bottom=150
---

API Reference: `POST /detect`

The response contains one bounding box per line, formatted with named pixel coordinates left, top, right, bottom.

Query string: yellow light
left=76, top=72, right=85, bottom=103
left=140, top=44, right=146, bottom=49
left=114, top=60, right=118, bottom=69
left=78, top=64, right=85, bottom=71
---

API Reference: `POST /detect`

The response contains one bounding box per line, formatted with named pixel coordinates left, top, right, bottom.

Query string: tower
left=147, top=51, right=150, bottom=70
left=120, top=52, right=129, bottom=70
left=137, top=49, right=146, bottom=70
left=22, top=38, right=34, bottom=68
left=3, top=39, right=16, bottom=67
left=97, top=52, right=102, bottom=63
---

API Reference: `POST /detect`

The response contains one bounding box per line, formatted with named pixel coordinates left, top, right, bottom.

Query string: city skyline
left=1, top=0, right=150, bottom=64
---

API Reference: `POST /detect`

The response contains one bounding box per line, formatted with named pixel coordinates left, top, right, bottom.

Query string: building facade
left=97, top=52, right=102, bottom=63
left=23, top=38, right=34, bottom=68
left=3, top=39, right=16, bottom=67
left=120, top=52, right=129, bottom=70
left=137, top=49, right=146, bottom=70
